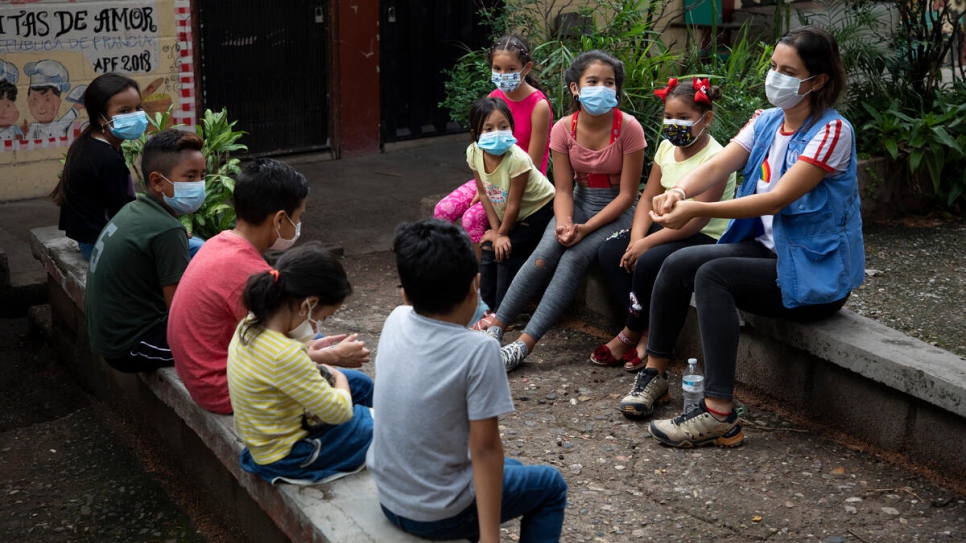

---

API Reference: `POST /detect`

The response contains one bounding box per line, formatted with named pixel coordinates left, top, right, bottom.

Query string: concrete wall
left=0, top=0, right=196, bottom=201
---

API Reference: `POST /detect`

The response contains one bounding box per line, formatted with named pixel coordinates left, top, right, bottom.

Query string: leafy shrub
left=122, top=107, right=248, bottom=238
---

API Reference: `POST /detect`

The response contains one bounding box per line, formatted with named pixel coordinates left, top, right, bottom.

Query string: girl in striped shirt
left=227, top=243, right=373, bottom=484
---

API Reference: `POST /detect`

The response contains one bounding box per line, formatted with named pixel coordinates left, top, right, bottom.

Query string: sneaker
left=501, top=341, right=527, bottom=372
left=648, top=401, right=744, bottom=448
left=483, top=326, right=504, bottom=342
left=619, top=368, right=670, bottom=419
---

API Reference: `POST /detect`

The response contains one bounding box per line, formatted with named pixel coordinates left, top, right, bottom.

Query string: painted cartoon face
left=27, top=88, right=62, bottom=124
left=0, top=97, right=18, bottom=127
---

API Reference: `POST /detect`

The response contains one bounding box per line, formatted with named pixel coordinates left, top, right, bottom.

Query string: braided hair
left=488, top=33, right=543, bottom=92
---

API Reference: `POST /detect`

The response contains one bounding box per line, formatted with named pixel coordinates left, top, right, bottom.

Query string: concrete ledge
left=30, top=226, right=464, bottom=543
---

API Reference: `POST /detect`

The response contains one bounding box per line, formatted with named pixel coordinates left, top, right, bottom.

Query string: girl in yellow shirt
left=227, top=242, right=373, bottom=484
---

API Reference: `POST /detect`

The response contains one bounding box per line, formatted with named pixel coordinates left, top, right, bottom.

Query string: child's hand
left=620, top=239, right=649, bottom=271
left=650, top=200, right=695, bottom=230
left=555, top=216, right=576, bottom=244
left=308, top=334, right=347, bottom=350
left=653, top=189, right=685, bottom=217
left=494, top=235, right=512, bottom=261
left=480, top=229, right=497, bottom=246
left=559, top=223, right=584, bottom=247
left=331, top=333, right=370, bottom=368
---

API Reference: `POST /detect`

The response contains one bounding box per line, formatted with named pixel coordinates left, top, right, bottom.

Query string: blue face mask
left=105, top=111, right=148, bottom=140
left=491, top=70, right=523, bottom=93
left=578, top=86, right=618, bottom=116
left=477, top=130, right=517, bottom=156
left=161, top=175, right=206, bottom=215
left=467, top=289, right=490, bottom=328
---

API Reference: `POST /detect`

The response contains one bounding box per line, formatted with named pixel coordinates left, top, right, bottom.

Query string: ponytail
left=239, top=270, right=286, bottom=345
left=238, top=242, right=352, bottom=345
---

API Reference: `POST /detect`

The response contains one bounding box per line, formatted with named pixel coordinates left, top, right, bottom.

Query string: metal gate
left=197, top=0, right=330, bottom=155
left=380, top=0, right=498, bottom=143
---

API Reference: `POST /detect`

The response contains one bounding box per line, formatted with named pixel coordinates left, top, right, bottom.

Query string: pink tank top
left=489, top=88, right=552, bottom=175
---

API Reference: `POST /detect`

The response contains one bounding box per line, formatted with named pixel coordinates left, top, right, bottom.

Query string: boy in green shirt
left=85, top=129, right=207, bottom=372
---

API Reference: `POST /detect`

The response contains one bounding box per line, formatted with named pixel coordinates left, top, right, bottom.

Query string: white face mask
left=270, top=212, right=301, bottom=251
left=765, top=70, right=816, bottom=110
left=288, top=298, right=320, bottom=342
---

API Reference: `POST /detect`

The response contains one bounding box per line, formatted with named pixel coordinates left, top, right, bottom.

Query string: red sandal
left=589, top=344, right=621, bottom=367
left=622, top=349, right=647, bottom=372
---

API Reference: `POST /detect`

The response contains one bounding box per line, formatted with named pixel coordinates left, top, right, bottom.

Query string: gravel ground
left=1, top=216, right=962, bottom=543
left=847, top=216, right=966, bottom=358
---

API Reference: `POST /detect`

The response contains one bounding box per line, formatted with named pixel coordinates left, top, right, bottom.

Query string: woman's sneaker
left=501, top=341, right=528, bottom=372
left=619, top=368, right=670, bottom=418
left=648, top=401, right=744, bottom=448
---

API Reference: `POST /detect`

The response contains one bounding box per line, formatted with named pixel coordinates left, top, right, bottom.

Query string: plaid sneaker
left=648, top=401, right=744, bottom=448
left=501, top=340, right=528, bottom=372
left=619, top=368, right=670, bottom=419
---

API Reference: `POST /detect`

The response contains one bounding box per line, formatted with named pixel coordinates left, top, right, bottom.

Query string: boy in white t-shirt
left=367, top=219, right=567, bottom=543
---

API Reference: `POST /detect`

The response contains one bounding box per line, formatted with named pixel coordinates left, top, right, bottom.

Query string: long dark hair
left=239, top=242, right=352, bottom=345
left=468, top=96, right=515, bottom=142
left=50, top=73, right=140, bottom=206
left=564, top=50, right=625, bottom=113
left=778, top=26, right=845, bottom=125
left=488, top=33, right=542, bottom=93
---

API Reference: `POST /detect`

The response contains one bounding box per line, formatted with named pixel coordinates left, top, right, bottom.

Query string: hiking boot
left=501, top=341, right=527, bottom=372
left=648, top=401, right=744, bottom=448
left=619, top=368, right=670, bottom=419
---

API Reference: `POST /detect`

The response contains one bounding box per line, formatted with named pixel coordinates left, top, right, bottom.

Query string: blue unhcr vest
left=718, top=108, right=865, bottom=308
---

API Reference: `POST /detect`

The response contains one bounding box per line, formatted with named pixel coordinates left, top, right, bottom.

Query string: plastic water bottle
left=681, top=358, right=705, bottom=415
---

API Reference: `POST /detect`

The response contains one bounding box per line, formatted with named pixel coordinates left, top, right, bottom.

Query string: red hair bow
left=653, top=77, right=678, bottom=102
left=693, top=77, right=711, bottom=105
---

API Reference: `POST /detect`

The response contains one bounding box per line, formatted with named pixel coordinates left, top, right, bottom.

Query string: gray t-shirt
left=366, top=305, right=514, bottom=522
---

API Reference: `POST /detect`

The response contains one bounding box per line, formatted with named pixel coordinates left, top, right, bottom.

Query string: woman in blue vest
left=617, top=26, right=864, bottom=449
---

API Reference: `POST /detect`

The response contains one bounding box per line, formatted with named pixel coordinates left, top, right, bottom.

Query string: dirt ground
left=335, top=250, right=966, bottom=543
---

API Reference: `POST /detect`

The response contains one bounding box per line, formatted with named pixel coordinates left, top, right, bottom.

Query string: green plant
left=439, top=50, right=493, bottom=128
left=861, top=96, right=966, bottom=207
left=188, top=108, right=248, bottom=238
left=122, top=107, right=248, bottom=238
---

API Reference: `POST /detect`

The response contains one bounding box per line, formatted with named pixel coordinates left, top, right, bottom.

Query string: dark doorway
left=197, top=0, right=330, bottom=155
left=380, top=0, right=499, bottom=143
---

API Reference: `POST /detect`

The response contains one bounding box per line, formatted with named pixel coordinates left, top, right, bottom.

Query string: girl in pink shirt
left=434, top=34, right=553, bottom=246
left=483, top=50, right=646, bottom=372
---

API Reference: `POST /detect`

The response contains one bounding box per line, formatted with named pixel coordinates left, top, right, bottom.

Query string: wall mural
left=0, top=0, right=195, bottom=155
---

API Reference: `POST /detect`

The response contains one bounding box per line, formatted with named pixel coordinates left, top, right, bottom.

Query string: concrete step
left=0, top=199, right=59, bottom=317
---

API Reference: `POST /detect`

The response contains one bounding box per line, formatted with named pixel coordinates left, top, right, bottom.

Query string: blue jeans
left=239, top=369, right=374, bottom=484
left=382, top=458, right=567, bottom=543
left=188, top=235, right=204, bottom=258
left=78, top=241, right=94, bottom=260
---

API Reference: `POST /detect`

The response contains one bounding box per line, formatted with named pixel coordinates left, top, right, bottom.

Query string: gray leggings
left=495, top=186, right=635, bottom=342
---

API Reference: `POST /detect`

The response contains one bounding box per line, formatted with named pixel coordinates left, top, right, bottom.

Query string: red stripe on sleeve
left=820, top=120, right=842, bottom=164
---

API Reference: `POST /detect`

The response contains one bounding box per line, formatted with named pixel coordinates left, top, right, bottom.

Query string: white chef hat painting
left=24, top=60, right=71, bottom=93
left=0, top=59, right=18, bottom=85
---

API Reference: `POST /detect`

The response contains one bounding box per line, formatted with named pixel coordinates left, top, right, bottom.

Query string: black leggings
left=597, top=224, right=716, bottom=334
left=480, top=202, right=554, bottom=311
left=646, top=241, right=848, bottom=400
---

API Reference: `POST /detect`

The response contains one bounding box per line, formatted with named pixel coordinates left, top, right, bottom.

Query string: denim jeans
left=239, top=369, right=374, bottom=484
left=646, top=241, right=849, bottom=400
left=382, top=458, right=567, bottom=543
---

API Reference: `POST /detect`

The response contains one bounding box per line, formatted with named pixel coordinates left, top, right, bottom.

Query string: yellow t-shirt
left=226, top=322, right=353, bottom=464
left=466, top=143, right=555, bottom=223
left=654, top=138, right=736, bottom=240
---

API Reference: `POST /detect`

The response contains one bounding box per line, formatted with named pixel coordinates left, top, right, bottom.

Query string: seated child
left=84, top=129, right=206, bottom=372
left=227, top=243, right=373, bottom=484
left=367, top=219, right=567, bottom=542
left=168, top=158, right=369, bottom=414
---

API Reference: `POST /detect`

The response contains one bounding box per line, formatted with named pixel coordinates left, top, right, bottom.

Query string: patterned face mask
left=661, top=113, right=707, bottom=147
left=491, top=70, right=523, bottom=93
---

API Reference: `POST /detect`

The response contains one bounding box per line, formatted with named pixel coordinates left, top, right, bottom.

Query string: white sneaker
left=500, top=341, right=527, bottom=372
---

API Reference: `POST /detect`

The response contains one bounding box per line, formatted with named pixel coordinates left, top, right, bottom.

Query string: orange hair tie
left=269, top=269, right=280, bottom=283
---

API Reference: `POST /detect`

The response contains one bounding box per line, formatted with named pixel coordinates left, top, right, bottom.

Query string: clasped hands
left=555, top=217, right=584, bottom=247
left=649, top=190, right=694, bottom=230
left=307, top=333, right=370, bottom=368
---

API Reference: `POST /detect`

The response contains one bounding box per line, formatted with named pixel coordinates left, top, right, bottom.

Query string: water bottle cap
left=687, top=357, right=697, bottom=364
